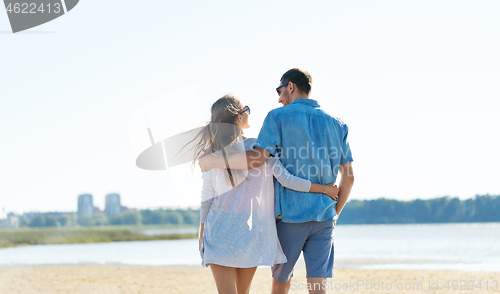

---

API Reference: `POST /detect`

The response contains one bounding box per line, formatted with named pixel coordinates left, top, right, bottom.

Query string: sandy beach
left=0, top=265, right=498, bottom=294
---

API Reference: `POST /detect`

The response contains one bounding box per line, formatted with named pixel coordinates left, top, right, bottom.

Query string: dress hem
left=202, top=260, right=287, bottom=268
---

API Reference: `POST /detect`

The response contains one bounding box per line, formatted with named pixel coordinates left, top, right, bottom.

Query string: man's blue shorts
left=271, top=219, right=336, bottom=283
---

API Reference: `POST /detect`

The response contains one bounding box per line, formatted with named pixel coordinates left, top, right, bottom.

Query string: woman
left=192, top=95, right=338, bottom=294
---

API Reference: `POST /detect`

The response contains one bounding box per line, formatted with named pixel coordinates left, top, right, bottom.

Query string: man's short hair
left=280, top=68, right=312, bottom=95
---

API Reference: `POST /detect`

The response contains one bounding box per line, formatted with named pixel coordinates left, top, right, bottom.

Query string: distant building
left=17, top=212, right=40, bottom=226
left=105, top=193, right=121, bottom=217
left=8, top=216, right=19, bottom=229
left=77, top=194, right=94, bottom=220
left=21, top=212, right=40, bottom=221
left=0, top=212, right=19, bottom=229
left=121, top=206, right=134, bottom=213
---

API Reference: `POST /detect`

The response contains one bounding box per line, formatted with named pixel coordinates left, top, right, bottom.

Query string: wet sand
left=0, top=265, right=498, bottom=293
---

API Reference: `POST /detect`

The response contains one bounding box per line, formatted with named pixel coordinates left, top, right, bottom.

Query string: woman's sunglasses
left=238, top=105, right=250, bottom=115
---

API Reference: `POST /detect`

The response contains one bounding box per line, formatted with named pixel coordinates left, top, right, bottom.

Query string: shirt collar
left=289, top=98, right=320, bottom=108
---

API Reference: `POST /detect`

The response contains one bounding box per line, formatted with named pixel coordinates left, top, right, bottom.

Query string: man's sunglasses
left=238, top=105, right=250, bottom=115
left=276, top=82, right=290, bottom=96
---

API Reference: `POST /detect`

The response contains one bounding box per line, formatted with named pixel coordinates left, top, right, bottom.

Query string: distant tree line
left=22, top=213, right=75, bottom=228
left=338, top=195, right=500, bottom=224
left=21, top=195, right=500, bottom=227
left=22, top=209, right=200, bottom=227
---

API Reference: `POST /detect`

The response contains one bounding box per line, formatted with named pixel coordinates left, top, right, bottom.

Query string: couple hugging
left=194, top=68, right=354, bottom=294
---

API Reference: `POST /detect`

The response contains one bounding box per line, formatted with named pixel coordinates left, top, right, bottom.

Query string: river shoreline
left=0, top=225, right=198, bottom=249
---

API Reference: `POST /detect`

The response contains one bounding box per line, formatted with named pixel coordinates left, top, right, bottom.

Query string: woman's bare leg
left=235, top=267, right=257, bottom=294
left=210, top=264, right=237, bottom=294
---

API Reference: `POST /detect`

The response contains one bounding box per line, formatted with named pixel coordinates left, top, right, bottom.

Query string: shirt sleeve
left=200, top=172, right=214, bottom=223
left=254, top=112, right=281, bottom=156
left=340, top=124, right=353, bottom=164
left=268, top=157, right=311, bottom=192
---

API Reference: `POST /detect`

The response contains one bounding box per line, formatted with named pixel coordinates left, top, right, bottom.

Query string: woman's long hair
left=185, top=95, right=245, bottom=186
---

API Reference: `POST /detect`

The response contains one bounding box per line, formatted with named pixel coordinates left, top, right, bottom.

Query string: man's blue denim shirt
left=254, top=98, right=353, bottom=223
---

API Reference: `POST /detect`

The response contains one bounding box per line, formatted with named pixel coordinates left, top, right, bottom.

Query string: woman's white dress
left=200, top=138, right=311, bottom=267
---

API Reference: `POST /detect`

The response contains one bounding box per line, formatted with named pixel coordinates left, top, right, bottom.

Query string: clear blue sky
left=1, top=0, right=499, bottom=214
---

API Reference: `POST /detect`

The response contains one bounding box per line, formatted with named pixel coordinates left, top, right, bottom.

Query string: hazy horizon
left=3, top=193, right=498, bottom=216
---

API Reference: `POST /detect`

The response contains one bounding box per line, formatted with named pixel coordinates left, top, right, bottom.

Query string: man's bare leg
left=307, top=278, right=327, bottom=294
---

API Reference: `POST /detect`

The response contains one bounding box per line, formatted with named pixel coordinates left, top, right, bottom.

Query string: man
left=199, top=68, right=354, bottom=294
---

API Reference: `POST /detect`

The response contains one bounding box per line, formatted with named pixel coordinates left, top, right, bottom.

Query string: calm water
left=1, top=223, right=499, bottom=271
